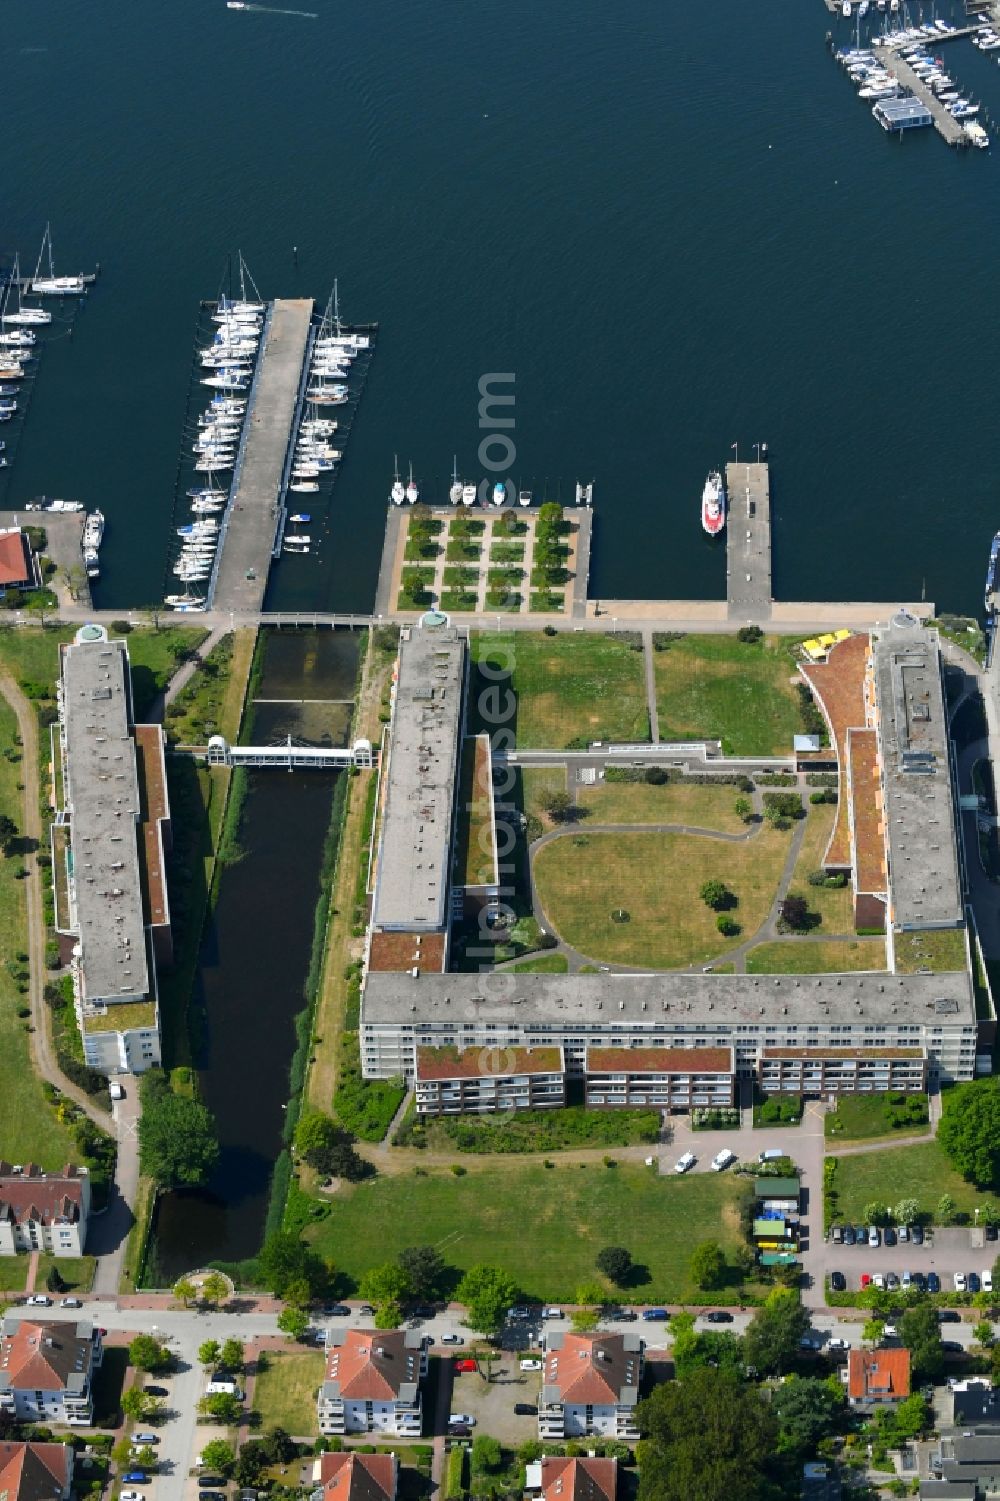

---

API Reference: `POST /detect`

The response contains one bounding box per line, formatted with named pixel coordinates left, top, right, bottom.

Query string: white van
left=674, top=1152, right=696, bottom=1174
left=758, top=1148, right=787, bottom=1163
left=542, top=1307, right=563, bottom=1320
left=109, top=1083, right=125, bottom=1101
left=205, top=1380, right=243, bottom=1399
left=711, top=1149, right=736, bottom=1172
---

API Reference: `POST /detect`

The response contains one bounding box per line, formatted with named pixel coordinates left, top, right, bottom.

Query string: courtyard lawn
left=306, top=1162, right=756, bottom=1305
left=471, top=632, right=649, bottom=748
left=0, top=698, right=77, bottom=1166
left=0, top=1258, right=29, bottom=1292
left=788, top=799, right=855, bottom=934
left=825, top=1093, right=929, bottom=1143
left=0, top=624, right=206, bottom=719
left=36, top=1253, right=95, bottom=1292
left=253, top=1351, right=325, bottom=1439
left=508, top=953, right=569, bottom=973
left=578, top=779, right=747, bottom=832
left=830, top=1139, right=980, bottom=1222
left=895, top=929, right=969, bottom=974
left=520, top=767, right=568, bottom=828
left=746, top=939, right=886, bottom=975
left=532, top=825, right=793, bottom=969
left=454, top=738, right=497, bottom=888
left=653, top=634, right=805, bottom=756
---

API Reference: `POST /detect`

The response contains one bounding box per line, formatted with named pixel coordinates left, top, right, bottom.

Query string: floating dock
left=875, top=50, right=971, bottom=145
left=726, top=461, right=772, bottom=621
left=209, top=297, right=313, bottom=615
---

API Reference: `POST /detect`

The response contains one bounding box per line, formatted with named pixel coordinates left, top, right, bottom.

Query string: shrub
left=716, top=915, right=740, bottom=936
left=809, top=789, right=837, bottom=805
left=645, top=767, right=668, bottom=785
left=737, top=625, right=763, bottom=644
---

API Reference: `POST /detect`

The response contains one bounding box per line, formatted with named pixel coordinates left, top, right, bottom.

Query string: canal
left=147, top=629, right=362, bottom=1283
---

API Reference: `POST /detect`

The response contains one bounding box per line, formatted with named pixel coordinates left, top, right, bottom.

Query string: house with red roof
left=539, top=1333, right=644, bottom=1440
left=317, top=1329, right=426, bottom=1437
left=0, top=529, right=39, bottom=598
left=310, top=1451, right=397, bottom=1501
left=0, top=1163, right=91, bottom=1258
left=525, top=1456, right=618, bottom=1501
left=846, top=1347, right=911, bottom=1408
left=0, top=1316, right=102, bottom=1424
left=0, top=1440, right=72, bottom=1501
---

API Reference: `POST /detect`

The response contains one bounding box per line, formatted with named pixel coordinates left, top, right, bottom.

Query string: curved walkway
left=0, top=670, right=111, bottom=1131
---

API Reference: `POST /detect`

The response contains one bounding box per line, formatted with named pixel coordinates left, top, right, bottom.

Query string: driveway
left=89, top=1086, right=141, bottom=1295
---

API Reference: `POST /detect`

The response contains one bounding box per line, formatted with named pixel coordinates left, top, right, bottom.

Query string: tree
left=571, top=1308, right=599, bottom=1332
left=0, top=814, right=18, bottom=855
left=636, top=1367, right=776, bottom=1501
left=974, top=1320, right=994, bottom=1348
left=173, top=1277, right=197, bottom=1308
left=112, top=1437, right=135, bottom=1466
left=220, top=1338, right=244, bottom=1372
left=128, top=1335, right=172, bottom=1373
left=742, top=1287, right=809, bottom=1377
left=539, top=788, right=573, bottom=823
left=199, top=1392, right=243, bottom=1424
left=121, top=1386, right=160, bottom=1421
left=937, top=1194, right=957, bottom=1226
left=398, top=1245, right=445, bottom=1302
left=199, top=1440, right=236, bottom=1476
left=893, top=1199, right=919, bottom=1226
left=863, top=1201, right=888, bottom=1226
left=359, top=1262, right=411, bottom=1317
left=200, top=1272, right=230, bottom=1309
left=939, top=1080, right=1000, bottom=1187
left=699, top=879, right=732, bottom=911
left=689, top=1241, right=726, bottom=1291
left=314, top=1138, right=371, bottom=1182
left=258, top=1231, right=327, bottom=1300
left=862, top=1318, right=884, bottom=1345
left=471, top=1435, right=502, bottom=1472
left=457, top=1264, right=519, bottom=1335
left=277, top=1306, right=309, bottom=1341
left=138, top=1074, right=220, bottom=1189
left=771, top=1376, right=846, bottom=1457
left=295, top=1110, right=340, bottom=1163
left=198, top=1339, right=222, bottom=1368
left=235, top=1443, right=268, bottom=1488
left=45, top=1265, right=66, bottom=1294
left=595, top=1246, right=633, bottom=1285
left=734, top=795, right=753, bottom=823
left=778, top=894, right=810, bottom=930
left=899, top=1302, right=945, bottom=1384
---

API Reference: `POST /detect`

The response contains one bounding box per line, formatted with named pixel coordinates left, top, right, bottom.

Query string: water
left=150, top=630, right=356, bottom=1278
left=0, top=0, right=997, bottom=617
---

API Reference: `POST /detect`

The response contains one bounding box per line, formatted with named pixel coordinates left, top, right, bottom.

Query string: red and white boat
left=701, top=470, right=726, bottom=536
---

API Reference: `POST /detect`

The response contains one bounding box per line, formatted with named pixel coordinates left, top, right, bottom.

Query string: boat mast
left=333, top=278, right=341, bottom=337
left=32, top=226, right=49, bottom=286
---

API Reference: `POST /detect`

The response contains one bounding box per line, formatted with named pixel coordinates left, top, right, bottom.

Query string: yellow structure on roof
left=834, top=629, right=851, bottom=642
left=817, top=633, right=837, bottom=649
left=802, top=639, right=824, bottom=660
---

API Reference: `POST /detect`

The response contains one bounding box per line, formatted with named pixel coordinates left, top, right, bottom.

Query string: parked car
left=359, top=1304, right=375, bottom=1316
left=145, top=1386, right=169, bottom=1398
left=507, top=1307, right=532, bottom=1321
left=542, top=1307, right=563, bottom=1320
left=134, top=1435, right=159, bottom=1446
left=704, top=1311, right=733, bottom=1323
left=441, top=1333, right=464, bottom=1346
left=200, top=1493, right=228, bottom=1501
left=987, top=1224, right=999, bottom=1243
left=120, top=1493, right=145, bottom=1501
left=448, top=1425, right=472, bottom=1438
left=514, top=1403, right=537, bottom=1416
left=854, top=1225, right=867, bottom=1244
left=911, top=1224, right=924, bottom=1245
left=520, top=1359, right=543, bottom=1371
left=937, top=1308, right=960, bottom=1322
left=25, top=1295, right=51, bottom=1307
left=828, top=1337, right=850, bottom=1352
left=831, top=1225, right=843, bottom=1244
left=884, top=1227, right=897, bottom=1247
left=927, top=1272, right=941, bottom=1294
left=901, top=1271, right=912, bottom=1288
left=323, top=1304, right=351, bottom=1317
left=885, top=1273, right=900, bottom=1290
left=449, top=1414, right=476, bottom=1428
left=898, top=1224, right=909, bottom=1244
left=984, top=1270, right=994, bottom=1294
left=59, top=1297, right=82, bottom=1308
left=872, top=1274, right=886, bottom=1290
left=642, top=1308, right=668, bottom=1321
left=454, top=1359, right=477, bottom=1373
left=942, top=1341, right=965, bottom=1354
left=882, top=1325, right=899, bottom=1340
left=759, top=1149, right=787, bottom=1164
left=912, top=1273, right=927, bottom=1292
left=969, top=1273, right=982, bottom=1294
left=868, top=1226, right=881, bottom=1247
left=674, top=1152, right=696, bottom=1174
left=711, top=1149, right=736, bottom=1172
left=843, top=1226, right=856, bottom=1246
left=954, top=1273, right=968, bottom=1292
left=609, top=1308, right=637, bottom=1321
left=859, top=1274, right=872, bottom=1289
left=122, top=1475, right=148, bottom=1486
left=830, top=1272, right=846, bottom=1293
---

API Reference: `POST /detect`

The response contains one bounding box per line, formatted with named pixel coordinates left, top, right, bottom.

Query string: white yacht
left=406, top=463, right=419, bottom=504
left=389, top=455, right=405, bottom=505
left=461, top=483, right=477, bottom=507
left=492, top=480, right=506, bottom=506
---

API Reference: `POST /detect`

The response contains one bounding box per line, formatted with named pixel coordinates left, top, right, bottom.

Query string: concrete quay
left=210, top=297, right=313, bottom=615
left=726, top=461, right=772, bottom=620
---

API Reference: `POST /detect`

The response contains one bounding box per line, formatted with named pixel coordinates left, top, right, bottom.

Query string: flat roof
left=872, top=613, right=963, bottom=930
left=876, top=97, right=932, bottom=124
left=62, top=632, right=149, bottom=1005
left=362, top=966, right=975, bottom=1029
left=371, top=625, right=465, bottom=932
left=763, top=1046, right=924, bottom=1060
left=416, top=1045, right=563, bottom=1080
left=587, top=1046, right=733, bottom=1074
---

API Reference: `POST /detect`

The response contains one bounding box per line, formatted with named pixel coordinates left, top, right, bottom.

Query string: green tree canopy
left=220, top=1338, right=245, bottom=1372
left=0, top=813, right=19, bottom=854
left=595, top=1246, right=633, bottom=1285
left=277, top=1306, right=309, bottom=1341
left=199, top=1440, right=235, bottom=1476
left=128, top=1335, right=172, bottom=1373
left=457, top=1264, right=519, bottom=1334
left=138, top=1073, right=219, bottom=1188
left=198, top=1339, right=221, bottom=1367
left=742, top=1287, right=809, bottom=1376
left=771, top=1376, right=846, bottom=1457
left=939, top=1080, right=1000, bottom=1187
left=636, top=1366, right=775, bottom=1501
left=359, top=1262, right=411, bottom=1311
left=689, top=1241, right=726, bottom=1291
left=173, top=1277, right=197, bottom=1308
left=258, top=1231, right=328, bottom=1300
left=398, top=1245, right=445, bottom=1301
left=899, top=1301, right=945, bottom=1385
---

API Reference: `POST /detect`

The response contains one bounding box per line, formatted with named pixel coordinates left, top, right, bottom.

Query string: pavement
left=90, top=1087, right=141, bottom=1295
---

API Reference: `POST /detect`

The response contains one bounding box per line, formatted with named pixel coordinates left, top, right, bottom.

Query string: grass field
left=788, top=800, right=855, bottom=934
left=165, top=628, right=255, bottom=745
left=831, top=1139, right=981, bottom=1221
left=36, top=1253, right=95, bottom=1292
left=825, top=1094, right=929, bottom=1143
left=0, top=624, right=206, bottom=719
left=520, top=767, right=567, bottom=827
left=306, top=1162, right=756, bottom=1304
left=533, top=825, right=792, bottom=968
left=577, top=779, right=747, bottom=832
left=895, top=929, right=969, bottom=973
left=0, top=1258, right=30, bottom=1292
left=746, top=939, right=886, bottom=975
left=471, top=632, right=649, bottom=748
left=0, top=696, right=77, bottom=1166
left=454, top=738, right=497, bottom=887
left=653, top=634, right=804, bottom=756
left=253, top=1351, right=325, bottom=1438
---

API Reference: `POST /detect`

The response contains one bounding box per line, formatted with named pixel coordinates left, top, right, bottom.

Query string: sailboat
left=30, top=224, right=87, bottom=297
left=2, top=256, right=51, bottom=326
left=390, top=455, right=406, bottom=506
left=405, top=463, right=419, bottom=505
left=449, top=456, right=463, bottom=506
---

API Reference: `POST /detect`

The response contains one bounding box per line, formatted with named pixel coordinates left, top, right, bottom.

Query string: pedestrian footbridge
left=205, top=734, right=376, bottom=769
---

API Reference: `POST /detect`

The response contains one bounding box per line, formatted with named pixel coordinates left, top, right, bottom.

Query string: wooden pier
left=876, top=50, right=970, bottom=145
left=726, top=461, right=772, bottom=622
left=209, top=297, right=313, bottom=615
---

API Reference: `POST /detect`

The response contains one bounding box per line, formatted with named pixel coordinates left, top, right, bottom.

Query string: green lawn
left=825, top=1093, right=928, bottom=1142
left=533, top=825, right=792, bottom=969
left=440, top=591, right=479, bottom=613
left=0, top=624, right=206, bottom=720
left=454, top=738, right=496, bottom=887
left=508, top=953, right=568, bottom=973
left=653, top=634, right=805, bottom=756
left=787, top=800, right=855, bottom=934
left=165, top=629, right=255, bottom=745
left=577, top=779, right=747, bottom=832
left=471, top=632, right=649, bottom=749
left=520, top=768, right=568, bottom=828
left=36, top=1253, right=95, bottom=1292
left=306, top=1162, right=756, bottom=1304
left=0, top=1258, right=30, bottom=1292
left=0, top=696, right=77, bottom=1166
left=530, top=592, right=566, bottom=613
left=253, top=1351, right=325, bottom=1438
left=895, top=929, right=968, bottom=974
left=830, top=1139, right=981, bottom=1221
left=746, top=939, right=886, bottom=975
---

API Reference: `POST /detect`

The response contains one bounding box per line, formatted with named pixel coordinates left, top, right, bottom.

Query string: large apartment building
left=53, top=625, right=172, bottom=1075
left=0, top=1163, right=90, bottom=1258
left=0, top=1317, right=103, bottom=1425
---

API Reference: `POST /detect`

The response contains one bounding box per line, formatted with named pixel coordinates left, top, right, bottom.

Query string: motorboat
left=492, top=481, right=506, bottom=506
left=701, top=471, right=726, bottom=536
left=450, top=457, right=464, bottom=506
left=0, top=330, right=36, bottom=347
left=290, top=481, right=319, bottom=493
left=518, top=490, right=532, bottom=508
left=842, top=1, right=852, bottom=16
left=461, top=483, right=477, bottom=507
left=390, top=455, right=406, bottom=505
left=188, top=487, right=227, bottom=499
left=288, top=514, right=311, bottom=523
left=406, top=463, right=419, bottom=504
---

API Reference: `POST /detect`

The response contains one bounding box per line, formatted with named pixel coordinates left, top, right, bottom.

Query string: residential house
left=952, top=1381, right=1000, bottom=1428
left=0, top=1317, right=103, bottom=1425
left=311, top=1451, right=397, bottom=1501
left=922, top=1434, right=1000, bottom=1498
left=0, top=1163, right=91, bottom=1258
left=317, top=1329, right=425, bottom=1436
left=845, top=1347, right=910, bottom=1408
left=538, top=1333, right=643, bottom=1440
left=0, top=1440, right=73, bottom=1501
left=0, top=530, right=41, bottom=599
left=525, top=1456, right=618, bottom=1501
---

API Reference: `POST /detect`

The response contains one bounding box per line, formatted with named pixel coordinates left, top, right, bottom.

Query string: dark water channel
left=148, top=630, right=359, bottom=1281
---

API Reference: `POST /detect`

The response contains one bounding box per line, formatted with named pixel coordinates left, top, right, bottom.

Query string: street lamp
left=753, top=442, right=761, bottom=463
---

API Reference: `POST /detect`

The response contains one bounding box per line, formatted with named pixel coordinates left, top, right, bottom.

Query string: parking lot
left=449, top=1352, right=543, bottom=1445
left=822, top=1226, right=997, bottom=1293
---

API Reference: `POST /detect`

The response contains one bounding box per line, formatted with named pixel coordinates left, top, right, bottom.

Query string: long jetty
left=876, top=50, right=970, bottom=146
left=209, top=297, right=314, bottom=614
left=726, top=461, right=772, bottom=621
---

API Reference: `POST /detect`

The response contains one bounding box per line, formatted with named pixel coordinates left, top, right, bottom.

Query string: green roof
left=82, top=1000, right=157, bottom=1034
left=754, top=1177, right=800, bottom=1199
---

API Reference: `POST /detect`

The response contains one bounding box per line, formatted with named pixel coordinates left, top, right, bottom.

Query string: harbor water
left=0, top=0, right=998, bottom=615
